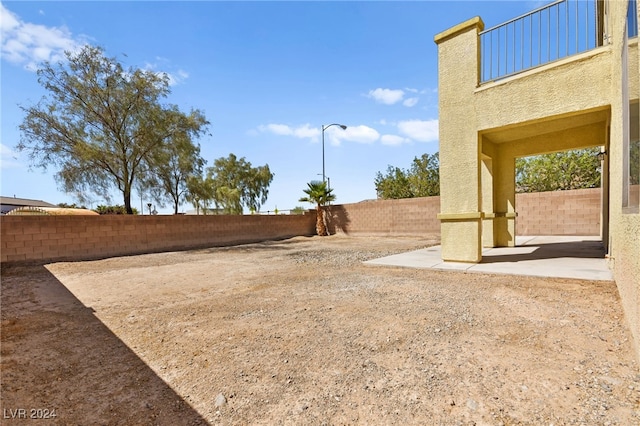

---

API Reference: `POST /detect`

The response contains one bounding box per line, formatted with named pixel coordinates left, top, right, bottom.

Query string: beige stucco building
left=435, top=0, right=639, bottom=359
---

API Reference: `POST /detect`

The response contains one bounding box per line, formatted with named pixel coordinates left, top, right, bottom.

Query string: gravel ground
left=1, top=234, right=639, bottom=425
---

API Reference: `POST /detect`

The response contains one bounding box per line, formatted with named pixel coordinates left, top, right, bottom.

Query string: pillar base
left=438, top=212, right=483, bottom=263
left=482, top=212, right=517, bottom=247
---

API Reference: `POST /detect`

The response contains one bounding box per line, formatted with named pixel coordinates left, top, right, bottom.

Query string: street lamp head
left=323, top=123, right=347, bottom=131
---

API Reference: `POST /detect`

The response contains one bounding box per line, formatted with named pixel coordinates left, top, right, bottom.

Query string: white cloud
left=258, top=120, right=437, bottom=147
left=368, top=88, right=421, bottom=107
left=403, top=97, right=419, bottom=107
left=397, top=119, right=439, bottom=143
left=292, top=124, right=320, bottom=139
left=145, top=59, right=189, bottom=86
left=263, top=123, right=293, bottom=136
left=174, top=69, right=189, bottom=83
left=328, top=125, right=379, bottom=146
left=380, top=134, right=410, bottom=146
left=258, top=123, right=379, bottom=146
left=1, top=4, right=187, bottom=84
left=159, top=70, right=188, bottom=86
left=367, top=88, right=405, bottom=105
left=0, top=143, right=23, bottom=169
left=258, top=123, right=320, bottom=141
left=1, top=4, right=87, bottom=71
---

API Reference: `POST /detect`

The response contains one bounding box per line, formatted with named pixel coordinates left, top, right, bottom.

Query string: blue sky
left=1, top=1, right=539, bottom=213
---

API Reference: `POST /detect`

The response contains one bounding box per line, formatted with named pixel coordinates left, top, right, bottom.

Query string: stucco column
left=492, top=148, right=517, bottom=247
left=481, top=154, right=496, bottom=247
left=435, top=17, right=485, bottom=262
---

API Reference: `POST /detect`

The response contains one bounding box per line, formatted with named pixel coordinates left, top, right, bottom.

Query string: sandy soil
left=1, top=235, right=639, bottom=425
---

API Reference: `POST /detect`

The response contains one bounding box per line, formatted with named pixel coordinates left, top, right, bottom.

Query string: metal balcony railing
left=480, top=0, right=638, bottom=83
left=480, top=0, right=598, bottom=83
left=630, top=0, right=638, bottom=38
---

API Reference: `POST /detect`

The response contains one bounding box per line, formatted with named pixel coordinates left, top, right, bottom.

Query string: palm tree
left=299, top=181, right=336, bottom=236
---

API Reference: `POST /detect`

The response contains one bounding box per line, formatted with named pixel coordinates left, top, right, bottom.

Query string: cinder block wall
left=516, top=188, right=601, bottom=235
left=1, top=214, right=316, bottom=263
left=327, top=188, right=601, bottom=236
left=327, top=197, right=441, bottom=236
left=0, top=188, right=602, bottom=263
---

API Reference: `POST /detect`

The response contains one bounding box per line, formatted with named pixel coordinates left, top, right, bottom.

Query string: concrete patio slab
left=365, top=236, right=614, bottom=281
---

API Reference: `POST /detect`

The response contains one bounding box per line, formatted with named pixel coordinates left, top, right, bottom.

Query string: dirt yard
left=1, top=235, right=639, bottom=425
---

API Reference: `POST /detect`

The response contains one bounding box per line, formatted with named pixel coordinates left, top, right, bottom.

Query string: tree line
left=375, top=148, right=603, bottom=199
left=16, top=46, right=273, bottom=215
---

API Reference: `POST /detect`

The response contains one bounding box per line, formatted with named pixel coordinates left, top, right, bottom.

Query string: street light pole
left=321, top=123, right=347, bottom=183
left=317, top=174, right=331, bottom=192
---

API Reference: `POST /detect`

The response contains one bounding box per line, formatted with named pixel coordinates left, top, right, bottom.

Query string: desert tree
left=374, top=166, right=412, bottom=199
left=375, top=152, right=440, bottom=199
left=408, top=152, right=440, bottom=196
left=16, top=45, right=209, bottom=214
left=516, top=148, right=601, bottom=193
left=204, top=153, right=274, bottom=214
left=185, top=174, right=215, bottom=215
left=142, top=113, right=207, bottom=214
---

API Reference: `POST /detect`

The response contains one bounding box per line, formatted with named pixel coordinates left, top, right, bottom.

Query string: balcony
left=480, top=0, right=638, bottom=83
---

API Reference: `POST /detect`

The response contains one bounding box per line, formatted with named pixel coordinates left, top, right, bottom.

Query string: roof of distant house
left=0, top=196, right=57, bottom=208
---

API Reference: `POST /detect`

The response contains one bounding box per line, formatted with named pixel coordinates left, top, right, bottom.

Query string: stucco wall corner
left=612, top=215, right=640, bottom=364
left=434, top=16, right=484, bottom=45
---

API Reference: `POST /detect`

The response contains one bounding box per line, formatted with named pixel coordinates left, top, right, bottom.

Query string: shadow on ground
left=480, top=239, right=606, bottom=263
left=0, top=264, right=207, bottom=425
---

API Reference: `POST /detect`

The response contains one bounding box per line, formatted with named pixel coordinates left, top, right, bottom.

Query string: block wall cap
left=434, top=16, right=484, bottom=45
